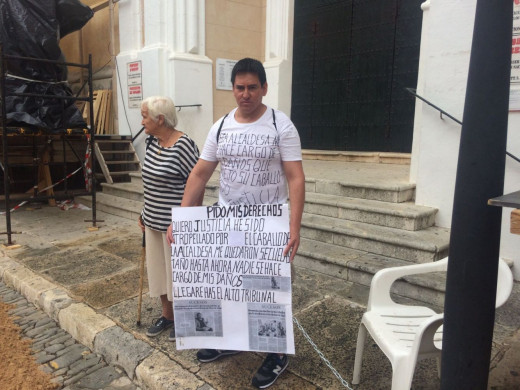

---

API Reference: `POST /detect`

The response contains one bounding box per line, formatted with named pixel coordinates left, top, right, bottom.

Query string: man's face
left=232, top=72, right=268, bottom=116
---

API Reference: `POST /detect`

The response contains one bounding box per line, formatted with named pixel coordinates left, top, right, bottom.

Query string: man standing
left=168, top=58, right=305, bottom=388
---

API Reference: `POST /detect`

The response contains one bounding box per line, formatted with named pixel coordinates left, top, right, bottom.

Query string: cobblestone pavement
left=1, top=206, right=519, bottom=389
left=0, top=281, right=139, bottom=390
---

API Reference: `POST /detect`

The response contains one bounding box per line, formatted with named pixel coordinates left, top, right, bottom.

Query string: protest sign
left=171, top=204, right=294, bottom=354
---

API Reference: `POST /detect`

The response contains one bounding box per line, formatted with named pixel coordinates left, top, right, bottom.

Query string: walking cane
left=137, top=231, right=145, bottom=326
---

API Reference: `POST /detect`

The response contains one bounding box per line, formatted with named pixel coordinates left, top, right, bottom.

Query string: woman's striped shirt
left=141, top=134, right=199, bottom=231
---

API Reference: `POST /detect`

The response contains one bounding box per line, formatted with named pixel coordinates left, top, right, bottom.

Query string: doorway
left=291, top=0, right=423, bottom=152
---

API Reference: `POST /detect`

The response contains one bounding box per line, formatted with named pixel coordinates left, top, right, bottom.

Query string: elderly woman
left=137, top=96, right=200, bottom=340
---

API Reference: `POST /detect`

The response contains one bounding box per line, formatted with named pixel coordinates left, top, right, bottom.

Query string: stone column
left=116, top=0, right=213, bottom=159
left=409, top=0, right=431, bottom=183
left=263, top=0, right=294, bottom=115
left=168, top=0, right=213, bottom=151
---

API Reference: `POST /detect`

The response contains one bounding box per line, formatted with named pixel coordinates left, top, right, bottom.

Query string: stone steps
left=304, top=192, right=437, bottom=231
left=305, top=177, right=416, bottom=203
left=128, top=172, right=143, bottom=186
left=296, top=238, right=447, bottom=307
left=302, top=150, right=411, bottom=165
left=301, top=213, right=450, bottom=263
left=75, top=165, right=452, bottom=306
left=77, top=175, right=218, bottom=221
left=77, top=192, right=142, bottom=221
left=101, top=181, right=144, bottom=202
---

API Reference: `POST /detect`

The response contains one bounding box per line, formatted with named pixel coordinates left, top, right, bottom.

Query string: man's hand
left=138, top=216, right=145, bottom=233
left=282, top=160, right=305, bottom=263
left=283, top=230, right=300, bottom=263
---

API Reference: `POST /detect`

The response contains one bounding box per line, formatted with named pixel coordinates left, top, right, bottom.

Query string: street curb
left=0, top=254, right=206, bottom=389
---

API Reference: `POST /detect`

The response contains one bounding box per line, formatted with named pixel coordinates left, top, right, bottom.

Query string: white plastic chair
left=352, top=257, right=513, bottom=390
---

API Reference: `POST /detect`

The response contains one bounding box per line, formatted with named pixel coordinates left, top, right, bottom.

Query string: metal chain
left=293, top=317, right=354, bottom=389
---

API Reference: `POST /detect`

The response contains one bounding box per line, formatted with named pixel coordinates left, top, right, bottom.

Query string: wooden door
left=291, top=0, right=423, bottom=152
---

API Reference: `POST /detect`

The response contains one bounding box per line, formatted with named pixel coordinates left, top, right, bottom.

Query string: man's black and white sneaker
left=196, top=349, right=240, bottom=363
left=146, top=316, right=174, bottom=337
left=252, top=353, right=288, bottom=389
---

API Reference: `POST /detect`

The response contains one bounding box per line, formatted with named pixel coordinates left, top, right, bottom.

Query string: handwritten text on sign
left=171, top=204, right=294, bottom=353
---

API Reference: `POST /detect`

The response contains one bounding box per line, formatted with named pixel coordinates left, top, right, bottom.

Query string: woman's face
left=141, top=106, right=159, bottom=135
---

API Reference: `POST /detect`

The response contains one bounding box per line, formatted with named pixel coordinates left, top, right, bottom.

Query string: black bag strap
left=271, top=108, right=277, bottom=131
left=216, top=108, right=277, bottom=143
left=216, top=113, right=229, bottom=143
left=145, top=135, right=154, bottom=151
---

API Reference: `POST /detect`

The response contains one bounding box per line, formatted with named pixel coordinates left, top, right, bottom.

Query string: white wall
left=502, top=117, right=520, bottom=279
left=263, top=0, right=294, bottom=115
left=116, top=0, right=213, bottom=162
left=413, top=0, right=475, bottom=227
left=412, top=0, right=520, bottom=278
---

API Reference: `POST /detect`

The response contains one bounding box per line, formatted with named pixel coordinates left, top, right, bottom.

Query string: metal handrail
left=405, top=88, right=462, bottom=125
left=131, top=104, right=202, bottom=142
left=506, top=150, right=520, bottom=164
left=406, top=87, right=520, bottom=164
left=177, top=104, right=202, bottom=111
left=131, top=127, right=145, bottom=142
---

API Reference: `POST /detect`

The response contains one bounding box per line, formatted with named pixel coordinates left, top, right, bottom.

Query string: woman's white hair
left=141, top=96, right=178, bottom=129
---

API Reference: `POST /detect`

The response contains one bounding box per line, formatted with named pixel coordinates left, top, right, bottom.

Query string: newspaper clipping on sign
left=171, top=204, right=294, bottom=354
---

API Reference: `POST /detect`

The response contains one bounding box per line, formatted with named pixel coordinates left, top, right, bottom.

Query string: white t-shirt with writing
left=200, top=106, right=302, bottom=206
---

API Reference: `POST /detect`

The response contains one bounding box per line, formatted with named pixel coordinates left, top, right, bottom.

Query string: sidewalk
left=1, top=204, right=519, bottom=389
left=0, top=281, right=139, bottom=389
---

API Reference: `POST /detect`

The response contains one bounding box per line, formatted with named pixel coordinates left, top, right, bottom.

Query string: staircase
left=76, top=158, right=451, bottom=307
left=78, top=172, right=144, bottom=221
left=297, top=176, right=449, bottom=307
left=94, top=135, right=141, bottom=184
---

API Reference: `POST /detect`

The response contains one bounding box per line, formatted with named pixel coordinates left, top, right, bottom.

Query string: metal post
left=440, top=1, right=513, bottom=389
left=88, top=54, right=97, bottom=227
left=0, top=45, right=12, bottom=245
left=62, top=135, right=68, bottom=193
left=109, top=0, right=118, bottom=133
left=32, top=136, right=38, bottom=198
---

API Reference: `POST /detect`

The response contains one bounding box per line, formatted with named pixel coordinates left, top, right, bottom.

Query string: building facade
left=63, top=0, right=519, bottom=278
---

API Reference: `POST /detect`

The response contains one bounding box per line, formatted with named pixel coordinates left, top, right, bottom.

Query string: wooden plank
left=94, top=143, right=113, bottom=184
left=84, top=90, right=98, bottom=122
left=2, top=244, right=22, bottom=250
left=39, top=149, right=56, bottom=206
left=81, top=89, right=113, bottom=134
left=97, top=90, right=106, bottom=134
left=109, top=100, right=114, bottom=134
left=90, top=0, right=109, bottom=12
left=104, top=90, right=112, bottom=134
left=96, top=91, right=104, bottom=134
left=511, top=209, right=520, bottom=235
left=92, top=91, right=102, bottom=134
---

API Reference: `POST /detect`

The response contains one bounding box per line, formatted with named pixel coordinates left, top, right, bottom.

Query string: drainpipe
left=109, top=0, right=119, bottom=133
left=440, top=1, right=513, bottom=389
left=140, top=0, right=145, bottom=48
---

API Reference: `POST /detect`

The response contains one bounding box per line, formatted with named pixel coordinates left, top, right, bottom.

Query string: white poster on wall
left=171, top=204, right=295, bottom=354
left=216, top=58, right=238, bottom=90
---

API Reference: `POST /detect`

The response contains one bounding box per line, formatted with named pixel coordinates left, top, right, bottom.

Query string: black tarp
left=0, top=0, right=93, bottom=131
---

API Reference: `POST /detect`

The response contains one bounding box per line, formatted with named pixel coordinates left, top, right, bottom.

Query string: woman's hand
left=138, top=216, right=145, bottom=232
left=166, top=223, right=175, bottom=245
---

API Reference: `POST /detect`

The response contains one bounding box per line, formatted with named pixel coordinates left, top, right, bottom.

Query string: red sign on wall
left=127, top=61, right=143, bottom=108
